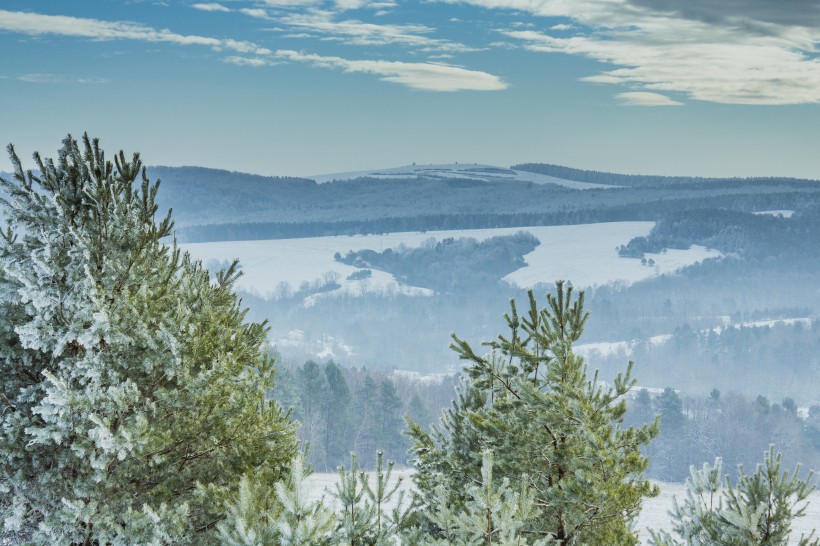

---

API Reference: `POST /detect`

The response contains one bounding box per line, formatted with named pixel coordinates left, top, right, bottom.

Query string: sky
left=1, top=0, right=819, bottom=179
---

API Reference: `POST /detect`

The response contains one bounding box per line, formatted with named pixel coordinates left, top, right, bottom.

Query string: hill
left=142, top=163, right=820, bottom=243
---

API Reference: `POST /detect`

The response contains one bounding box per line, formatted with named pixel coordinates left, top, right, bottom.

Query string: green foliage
left=217, top=456, right=335, bottom=546
left=0, top=135, right=296, bottom=544
left=333, top=451, right=416, bottom=545
left=427, top=450, right=553, bottom=546
left=649, top=447, right=818, bottom=546
left=408, top=281, right=659, bottom=545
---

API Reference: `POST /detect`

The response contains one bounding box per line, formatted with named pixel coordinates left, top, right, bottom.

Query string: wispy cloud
left=0, top=9, right=270, bottom=55
left=223, top=55, right=283, bottom=67
left=17, top=73, right=110, bottom=84
left=438, top=0, right=820, bottom=105
left=0, top=8, right=505, bottom=92
left=616, top=91, right=683, bottom=107
left=276, top=49, right=507, bottom=90
left=191, top=3, right=231, bottom=12
left=274, top=9, right=476, bottom=51
left=240, top=8, right=272, bottom=19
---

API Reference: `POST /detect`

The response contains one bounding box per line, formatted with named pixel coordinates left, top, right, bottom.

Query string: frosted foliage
left=649, top=448, right=818, bottom=546
left=217, top=457, right=336, bottom=546
left=1, top=135, right=296, bottom=544
left=0, top=137, right=186, bottom=542
left=427, top=451, right=554, bottom=545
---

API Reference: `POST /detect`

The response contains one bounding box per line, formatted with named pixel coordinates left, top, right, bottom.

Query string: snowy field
left=575, top=318, right=814, bottom=359
left=305, top=471, right=820, bottom=544
left=181, top=222, right=721, bottom=300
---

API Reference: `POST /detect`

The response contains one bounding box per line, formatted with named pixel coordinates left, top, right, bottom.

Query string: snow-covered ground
left=576, top=318, right=814, bottom=359
left=310, top=163, right=618, bottom=190
left=753, top=209, right=795, bottom=218
left=304, top=472, right=820, bottom=544
left=180, top=222, right=721, bottom=300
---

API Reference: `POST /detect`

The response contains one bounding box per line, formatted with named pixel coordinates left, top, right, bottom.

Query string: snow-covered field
left=753, top=209, right=795, bottom=218
left=181, top=222, right=721, bottom=300
left=575, top=318, right=814, bottom=359
left=305, top=471, right=820, bottom=544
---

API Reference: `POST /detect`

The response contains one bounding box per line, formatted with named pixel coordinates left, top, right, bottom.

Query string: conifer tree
left=408, top=281, right=659, bottom=545
left=217, top=456, right=336, bottom=546
left=649, top=447, right=818, bottom=546
left=427, top=450, right=553, bottom=546
left=333, top=451, right=415, bottom=545
left=0, top=135, right=296, bottom=544
left=375, top=378, right=406, bottom=463
left=323, top=361, right=353, bottom=468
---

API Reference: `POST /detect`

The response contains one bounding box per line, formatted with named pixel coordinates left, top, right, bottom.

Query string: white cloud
left=437, top=0, right=820, bottom=105
left=616, top=91, right=683, bottom=106
left=0, top=9, right=270, bottom=55
left=0, top=8, right=505, bottom=93
left=223, top=56, right=273, bottom=67
left=507, top=27, right=820, bottom=105
left=278, top=9, right=475, bottom=51
left=275, top=50, right=508, bottom=90
left=240, top=8, right=272, bottom=19
left=191, top=3, right=231, bottom=12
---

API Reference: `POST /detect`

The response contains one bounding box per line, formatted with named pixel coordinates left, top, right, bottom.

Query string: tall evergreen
left=323, top=361, right=353, bottom=469
left=408, top=281, right=659, bottom=545
left=353, top=373, right=379, bottom=468
left=376, top=378, right=406, bottom=463
left=297, top=360, right=329, bottom=468
left=0, top=135, right=296, bottom=544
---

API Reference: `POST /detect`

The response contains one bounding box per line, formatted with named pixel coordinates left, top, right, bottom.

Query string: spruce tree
left=408, top=281, right=659, bottom=545
left=0, top=135, right=297, bottom=544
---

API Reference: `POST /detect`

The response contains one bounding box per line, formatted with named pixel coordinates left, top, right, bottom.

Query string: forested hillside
left=145, top=165, right=820, bottom=242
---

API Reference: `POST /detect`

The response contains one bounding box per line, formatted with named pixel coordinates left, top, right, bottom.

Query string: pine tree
left=354, top=374, right=379, bottom=468
left=408, top=281, right=659, bottom=545
left=323, top=361, right=353, bottom=469
left=375, top=378, right=406, bottom=463
left=0, top=135, right=296, bottom=544
left=649, top=446, right=818, bottom=546
left=333, top=451, right=416, bottom=545
left=427, top=450, right=553, bottom=546
left=217, top=456, right=336, bottom=546
left=298, top=360, right=330, bottom=468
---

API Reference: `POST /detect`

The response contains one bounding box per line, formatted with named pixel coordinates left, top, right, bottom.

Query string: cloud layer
left=440, top=0, right=820, bottom=105
left=276, top=50, right=507, bottom=90
left=4, top=2, right=820, bottom=103
left=0, top=8, right=502, bottom=92
left=0, top=9, right=270, bottom=55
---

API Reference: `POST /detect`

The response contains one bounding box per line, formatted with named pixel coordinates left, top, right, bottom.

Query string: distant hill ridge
left=512, top=163, right=820, bottom=188
left=4, top=164, right=819, bottom=244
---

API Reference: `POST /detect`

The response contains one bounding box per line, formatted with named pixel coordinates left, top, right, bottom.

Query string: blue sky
left=1, top=0, right=819, bottom=178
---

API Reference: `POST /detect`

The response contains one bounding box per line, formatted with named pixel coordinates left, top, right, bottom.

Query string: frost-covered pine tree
left=0, top=135, right=296, bottom=544
left=427, top=450, right=553, bottom=546
left=408, top=281, right=659, bottom=545
left=649, top=446, right=818, bottom=546
left=217, top=456, right=336, bottom=546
